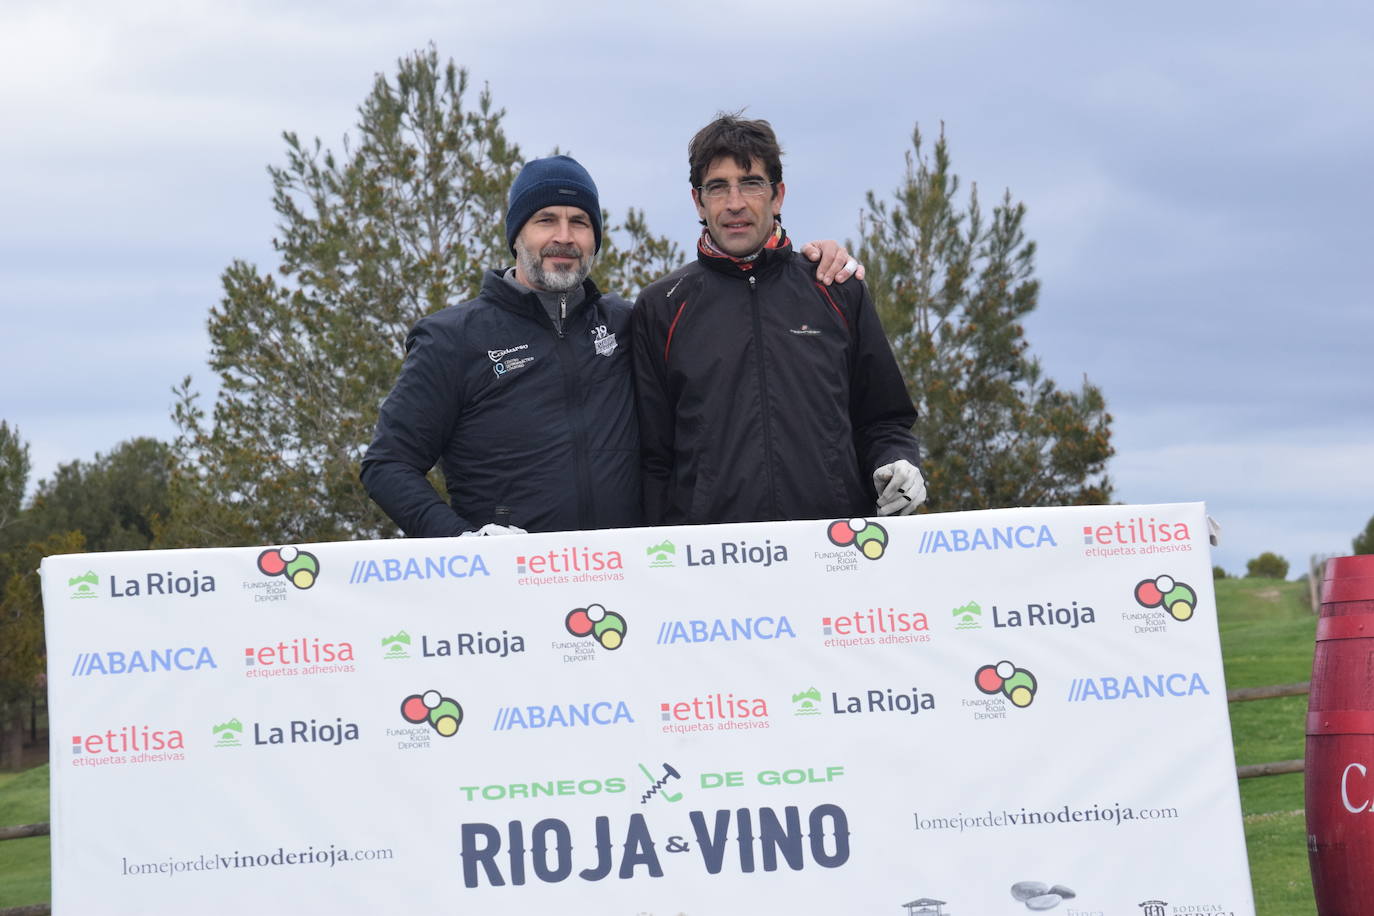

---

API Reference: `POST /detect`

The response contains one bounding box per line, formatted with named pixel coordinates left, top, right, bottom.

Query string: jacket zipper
left=747, top=274, right=779, bottom=517
left=554, top=298, right=593, bottom=525
left=556, top=294, right=567, bottom=339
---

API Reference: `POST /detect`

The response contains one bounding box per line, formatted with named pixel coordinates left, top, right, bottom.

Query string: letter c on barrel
left=1342, top=762, right=1369, bottom=813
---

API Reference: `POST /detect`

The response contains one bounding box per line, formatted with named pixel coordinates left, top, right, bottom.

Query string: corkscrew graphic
left=637, top=762, right=683, bottom=804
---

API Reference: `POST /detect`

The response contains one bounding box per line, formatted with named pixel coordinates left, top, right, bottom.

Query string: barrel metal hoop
left=1307, top=710, right=1374, bottom=735
left=1316, top=614, right=1374, bottom=641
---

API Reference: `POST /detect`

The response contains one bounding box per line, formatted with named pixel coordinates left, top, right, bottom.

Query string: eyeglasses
left=696, top=178, right=774, bottom=200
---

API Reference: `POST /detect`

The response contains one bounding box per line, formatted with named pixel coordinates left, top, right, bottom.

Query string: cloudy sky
left=3, top=0, right=1370, bottom=576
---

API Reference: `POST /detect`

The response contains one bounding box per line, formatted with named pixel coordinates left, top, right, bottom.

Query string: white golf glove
left=873, top=459, right=926, bottom=516
left=460, top=523, right=528, bottom=537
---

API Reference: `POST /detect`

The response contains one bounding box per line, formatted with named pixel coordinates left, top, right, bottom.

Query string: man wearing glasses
left=632, top=114, right=926, bottom=526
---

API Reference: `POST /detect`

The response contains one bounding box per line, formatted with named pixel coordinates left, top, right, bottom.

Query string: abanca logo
left=917, top=524, right=1057, bottom=554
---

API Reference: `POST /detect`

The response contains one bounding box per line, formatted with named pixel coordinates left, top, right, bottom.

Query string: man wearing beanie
left=362, top=153, right=863, bottom=536
left=361, top=154, right=639, bottom=536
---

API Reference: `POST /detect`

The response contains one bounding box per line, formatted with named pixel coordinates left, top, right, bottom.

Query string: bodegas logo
left=1066, top=672, right=1210, bottom=703
left=1137, top=900, right=1237, bottom=916
left=71, top=725, right=186, bottom=767
left=349, top=552, right=488, bottom=584
left=243, top=636, right=356, bottom=679
left=389, top=628, right=526, bottom=660
left=71, top=647, right=217, bottom=677
left=820, top=607, right=930, bottom=648
left=825, top=517, right=889, bottom=560
left=918, top=524, right=1057, bottom=554
left=565, top=603, right=627, bottom=650
left=68, top=571, right=99, bottom=600
left=975, top=660, right=1038, bottom=709
left=655, top=615, right=796, bottom=645
left=658, top=691, right=770, bottom=735
left=1082, top=514, right=1194, bottom=559
left=257, top=546, right=319, bottom=589
left=516, top=545, right=624, bottom=585
left=401, top=689, right=465, bottom=737
left=491, top=699, right=634, bottom=731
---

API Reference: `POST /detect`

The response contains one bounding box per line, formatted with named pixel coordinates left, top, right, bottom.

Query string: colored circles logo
left=826, top=518, right=889, bottom=560
left=257, top=546, right=320, bottom=590
left=401, top=690, right=463, bottom=737
left=975, top=660, right=1038, bottom=708
left=566, top=603, right=627, bottom=650
left=1134, top=574, right=1196, bottom=622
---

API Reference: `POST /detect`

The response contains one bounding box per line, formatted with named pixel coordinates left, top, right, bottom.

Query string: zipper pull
left=560, top=294, right=568, bottom=320
left=748, top=275, right=756, bottom=291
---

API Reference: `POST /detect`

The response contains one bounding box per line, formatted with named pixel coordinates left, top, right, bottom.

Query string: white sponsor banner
left=41, top=502, right=1254, bottom=915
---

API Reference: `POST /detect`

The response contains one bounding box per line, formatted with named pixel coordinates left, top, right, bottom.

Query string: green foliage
left=166, top=48, right=679, bottom=548
left=1354, top=514, right=1374, bottom=555
left=167, top=47, right=523, bottom=547
left=593, top=206, right=683, bottom=301
left=24, top=438, right=169, bottom=552
left=0, top=765, right=50, bottom=908
left=1245, top=551, right=1290, bottom=580
left=0, top=421, right=29, bottom=536
left=1213, top=565, right=1229, bottom=580
left=854, top=126, right=1113, bottom=511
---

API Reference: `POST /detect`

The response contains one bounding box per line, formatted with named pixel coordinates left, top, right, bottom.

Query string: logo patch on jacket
left=591, top=325, right=618, bottom=357
left=789, top=324, right=822, bottom=337
left=489, top=343, right=534, bottom=377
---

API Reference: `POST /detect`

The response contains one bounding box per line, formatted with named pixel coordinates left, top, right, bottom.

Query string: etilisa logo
left=658, top=691, right=770, bottom=735
left=1082, top=514, right=1193, bottom=559
left=71, top=647, right=217, bottom=677
left=257, top=546, right=320, bottom=589
left=68, top=571, right=99, bottom=600
left=952, top=601, right=981, bottom=630
left=491, top=699, right=634, bottom=731
left=917, top=523, right=1057, bottom=554
left=821, top=607, right=930, bottom=648
left=243, top=636, right=355, bottom=679
left=646, top=540, right=675, bottom=568
left=656, top=615, right=796, bottom=645
left=1066, top=671, right=1209, bottom=703
left=349, top=552, right=488, bottom=584
left=71, top=725, right=186, bottom=767
left=516, top=545, right=624, bottom=585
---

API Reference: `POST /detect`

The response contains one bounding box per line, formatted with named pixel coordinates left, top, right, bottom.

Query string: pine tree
left=855, top=126, right=1113, bottom=511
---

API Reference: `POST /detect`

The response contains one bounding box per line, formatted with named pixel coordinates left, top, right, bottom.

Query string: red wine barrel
left=1307, top=554, right=1374, bottom=914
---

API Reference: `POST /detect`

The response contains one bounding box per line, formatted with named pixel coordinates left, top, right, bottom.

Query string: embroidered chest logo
left=591, top=324, right=618, bottom=357
left=789, top=324, right=822, bottom=337
left=489, top=343, right=534, bottom=377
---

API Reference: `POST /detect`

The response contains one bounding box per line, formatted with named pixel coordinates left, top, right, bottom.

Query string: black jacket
left=632, top=239, right=920, bottom=525
left=361, top=271, right=640, bottom=536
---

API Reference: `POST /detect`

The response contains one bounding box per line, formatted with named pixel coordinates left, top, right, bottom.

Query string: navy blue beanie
left=505, top=155, right=603, bottom=255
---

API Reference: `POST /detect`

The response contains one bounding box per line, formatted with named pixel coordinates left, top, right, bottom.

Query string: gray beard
left=515, top=238, right=592, bottom=292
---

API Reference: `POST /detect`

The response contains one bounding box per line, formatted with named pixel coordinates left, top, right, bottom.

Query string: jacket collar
left=481, top=269, right=603, bottom=328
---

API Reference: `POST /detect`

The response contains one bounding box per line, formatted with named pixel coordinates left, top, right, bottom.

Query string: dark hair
left=688, top=112, right=784, bottom=190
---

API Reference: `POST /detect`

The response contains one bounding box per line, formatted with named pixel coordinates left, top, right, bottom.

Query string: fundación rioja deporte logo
left=257, top=546, right=320, bottom=590
left=1134, top=574, right=1197, bottom=622
left=826, top=517, right=889, bottom=559
left=975, top=660, right=1038, bottom=709
left=400, top=689, right=464, bottom=737
left=565, top=603, right=627, bottom=650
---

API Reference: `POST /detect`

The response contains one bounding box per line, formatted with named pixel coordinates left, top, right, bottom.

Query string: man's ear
left=772, top=181, right=786, bottom=217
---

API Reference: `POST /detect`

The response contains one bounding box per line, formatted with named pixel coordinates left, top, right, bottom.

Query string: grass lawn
left=0, top=764, right=51, bottom=909
left=0, top=577, right=1322, bottom=912
left=1217, top=576, right=1317, bottom=915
